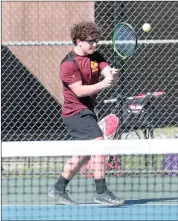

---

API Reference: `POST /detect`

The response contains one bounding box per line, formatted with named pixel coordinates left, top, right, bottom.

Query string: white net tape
left=2, top=139, right=178, bottom=157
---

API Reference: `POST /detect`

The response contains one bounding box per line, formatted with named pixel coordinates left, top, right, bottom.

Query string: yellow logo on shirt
left=91, top=61, right=99, bottom=72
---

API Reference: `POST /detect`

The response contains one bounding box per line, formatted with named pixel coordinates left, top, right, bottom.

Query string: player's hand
left=102, top=75, right=115, bottom=88
left=110, top=68, right=119, bottom=80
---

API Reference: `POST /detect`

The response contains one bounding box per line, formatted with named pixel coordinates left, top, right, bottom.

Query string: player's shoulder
left=61, top=51, right=76, bottom=64
left=60, top=51, right=78, bottom=72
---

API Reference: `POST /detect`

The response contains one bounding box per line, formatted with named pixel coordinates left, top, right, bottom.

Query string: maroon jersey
left=60, top=50, right=109, bottom=117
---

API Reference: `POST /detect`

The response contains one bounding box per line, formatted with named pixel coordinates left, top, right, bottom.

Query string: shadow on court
left=98, top=197, right=178, bottom=208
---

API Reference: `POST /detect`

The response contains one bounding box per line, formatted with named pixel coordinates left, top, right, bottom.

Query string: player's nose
left=92, top=42, right=97, bottom=47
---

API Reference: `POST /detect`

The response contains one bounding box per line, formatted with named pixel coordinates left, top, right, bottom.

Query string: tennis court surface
left=2, top=140, right=178, bottom=220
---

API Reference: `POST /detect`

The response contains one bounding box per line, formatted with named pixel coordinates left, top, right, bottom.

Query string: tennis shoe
left=48, top=186, right=78, bottom=205
left=93, top=191, right=124, bottom=205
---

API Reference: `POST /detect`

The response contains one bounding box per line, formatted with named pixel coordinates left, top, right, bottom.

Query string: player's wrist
left=98, top=81, right=106, bottom=90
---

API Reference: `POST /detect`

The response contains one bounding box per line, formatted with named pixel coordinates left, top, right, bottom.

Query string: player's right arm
left=68, top=78, right=114, bottom=98
left=60, top=61, right=114, bottom=98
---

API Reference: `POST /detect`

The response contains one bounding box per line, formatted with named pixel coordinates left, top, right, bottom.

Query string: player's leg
left=90, top=114, right=120, bottom=179
left=49, top=111, right=93, bottom=204
left=48, top=155, right=90, bottom=205
left=73, top=110, right=123, bottom=205
left=88, top=137, right=123, bottom=205
left=49, top=109, right=123, bottom=205
left=61, top=155, right=90, bottom=179
left=80, top=114, right=120, bottom=178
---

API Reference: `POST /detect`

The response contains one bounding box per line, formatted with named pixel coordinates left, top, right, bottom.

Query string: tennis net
left=2, top=139, right=178, bottom=220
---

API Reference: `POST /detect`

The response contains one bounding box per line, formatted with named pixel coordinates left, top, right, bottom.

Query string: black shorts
left=63, top=109, right=103, bottom=140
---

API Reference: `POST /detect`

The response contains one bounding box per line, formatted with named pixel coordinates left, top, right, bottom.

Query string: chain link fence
left=2, top=1, right=178, bottom=141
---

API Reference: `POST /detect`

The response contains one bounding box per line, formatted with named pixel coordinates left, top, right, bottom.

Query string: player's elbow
left=75, top=92, right=83, bottom=98
left=71, top=88, right=85, bottom=98
left=68, top=81, right=84, bottom=97
left=74, top=91, right=86, bottom=98
left=69, top=83, right=92, bottom=98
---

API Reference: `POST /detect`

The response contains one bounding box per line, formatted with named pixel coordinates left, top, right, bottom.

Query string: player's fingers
left=112, top=68, right=119, bottom=71
left=111, top=68, right=119, bottom=75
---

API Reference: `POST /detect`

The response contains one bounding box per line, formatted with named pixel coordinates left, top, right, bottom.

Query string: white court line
left=2, top=204, right=178, bottom=207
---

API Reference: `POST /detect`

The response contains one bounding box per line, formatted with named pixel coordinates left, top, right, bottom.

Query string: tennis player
left=49, top=21, right=124, bottom=205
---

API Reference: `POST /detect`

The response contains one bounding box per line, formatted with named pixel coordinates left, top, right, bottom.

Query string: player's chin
left=88, top=50, right=95, bottom=54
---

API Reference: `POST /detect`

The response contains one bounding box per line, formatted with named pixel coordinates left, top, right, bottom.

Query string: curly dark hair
left=70, top=21, right=101, bottom=45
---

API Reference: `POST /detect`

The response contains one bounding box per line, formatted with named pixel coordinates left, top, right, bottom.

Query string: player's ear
left=76, top=39, right=82, bottom=46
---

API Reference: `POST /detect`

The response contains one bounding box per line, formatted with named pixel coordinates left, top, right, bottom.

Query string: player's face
left=78, top=38, right=99, bottom=55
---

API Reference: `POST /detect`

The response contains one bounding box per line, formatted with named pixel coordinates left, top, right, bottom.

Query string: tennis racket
left=112, top=22, right=137, bottom=59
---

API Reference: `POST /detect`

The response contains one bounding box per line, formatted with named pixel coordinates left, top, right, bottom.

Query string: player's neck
left=73, top=46, right=86, bottom=56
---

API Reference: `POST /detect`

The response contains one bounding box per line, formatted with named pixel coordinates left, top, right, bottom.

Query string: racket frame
left=112, top=22, right=137, bottom=59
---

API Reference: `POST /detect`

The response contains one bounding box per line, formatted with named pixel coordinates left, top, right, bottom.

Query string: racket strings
left=113, top=24, right=137, bottom=57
